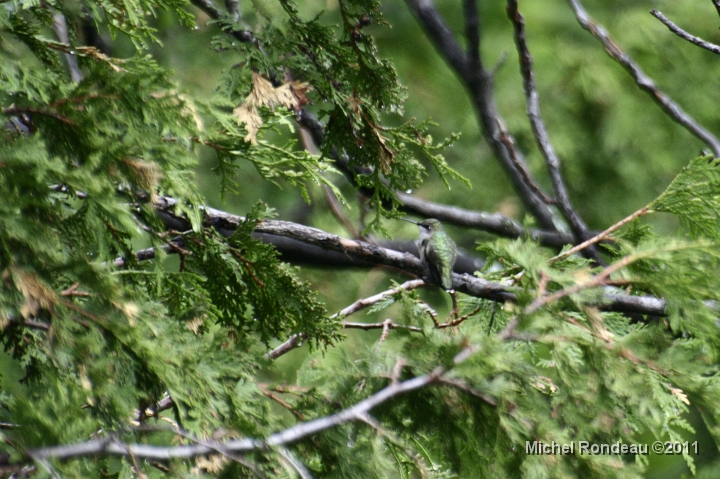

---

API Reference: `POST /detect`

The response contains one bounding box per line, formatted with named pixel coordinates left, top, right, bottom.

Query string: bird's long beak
left=401, top=218, right=419, bottom=225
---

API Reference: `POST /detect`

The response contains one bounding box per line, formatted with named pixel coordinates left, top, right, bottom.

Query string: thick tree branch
left=507, top=0, right=601, bottom=263
left=151, top=197, right=484, bottom=272
left=650, top=9, right=720, bottom=55
left=150, top=197, right=675, bottom=317
left=405, top=0, right=560, bottom=230
left=568, top=0, right=720, bottom=157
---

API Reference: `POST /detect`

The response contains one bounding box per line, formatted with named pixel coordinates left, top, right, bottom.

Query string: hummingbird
left=403, top=218, right=457, bottom=292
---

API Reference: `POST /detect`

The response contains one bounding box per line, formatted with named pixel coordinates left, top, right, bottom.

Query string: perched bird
left=404, top=218, right=457, bottom=291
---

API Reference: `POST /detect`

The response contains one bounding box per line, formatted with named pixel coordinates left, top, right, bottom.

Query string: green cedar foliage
left=2, top=0, right=720, bottom=478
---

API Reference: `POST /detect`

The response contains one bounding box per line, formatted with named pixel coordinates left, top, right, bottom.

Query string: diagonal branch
left=405, top=0, right=559, bottom=230
left=550, top=205, right=651, bottom=263
left=568, top=0, right=720, bottom=157
left=463, top=0, right=481, bottom=81
left=330, top=280, right=425, bottom=320
left=650, top=9, right=720, bottom=55
left=507, top=0, right=601, bottom=263
left=52, top=12, right=82, bottom=83
left=28, top=346, right=481, bottom=463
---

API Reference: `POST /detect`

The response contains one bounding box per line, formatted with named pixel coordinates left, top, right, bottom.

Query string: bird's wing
left=426, top=238, right=456, bottom=290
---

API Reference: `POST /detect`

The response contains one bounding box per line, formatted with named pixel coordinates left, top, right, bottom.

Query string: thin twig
left=435, top=304, right=483, bottom=329
left=507, top=0, right=600, bottom=263
left=342, top=321, right=423, bottom=333
left=650, top=9, right=720, bottom=55
left=22, top=319, right=51, bottom=330
left=568, top=0, right=720, bottom=157
left=376, top=319, right=393, bottom=347
left=496, top=118, right=555, bottom=205
left=550, top=205, right=650, bottom=263
left=268, top=282, right=426, bottom=359
left=330, top=280, right=426, bottom=320
left=61, top=283, right=92, bottom=297
left=498, top=317, right=520, bottom=340
left=275, top=447, right=314, bottom=479
left=1, top=106, right=76, bottom=126
left=396, top=191, right=578, bottom=247
left=528, top=243, right=693, bottom=315
left=418, top=301, right=440, bottom=327
left=323, top=186, right=360, bottom=239
left=259, top=385, right=305, bottom=420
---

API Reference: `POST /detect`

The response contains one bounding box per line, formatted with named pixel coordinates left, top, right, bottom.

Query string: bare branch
left=527, top=243, right=698, bottom=315
left=568, top=0, right=720, bottom=157
left=396, top=192, right=576, bottom=247
left=342, top=321, right=423, bottom=334
left=650, top=9, right=720, bottom=55
left=148, top=197, right=679, bottom=317
left=404, top=0, right=471, bottom=80
left=269, top=282, right=424, bottom=360
left=507, top=0, right=601, bottom=263
left=265, top=333, right=307, bottom=360
left=52, top=12, right=82, bottom=83
left=405, top=0, right=560, bottom=229
left=275, top=447, right=313, bottom=479
left=331, top=280, right=425, bottom=320
left=495, top=119, right=555, bottom=206
left=28, top=346, right=480, bottom=462
left=435, top=304, right=483, bottom=329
